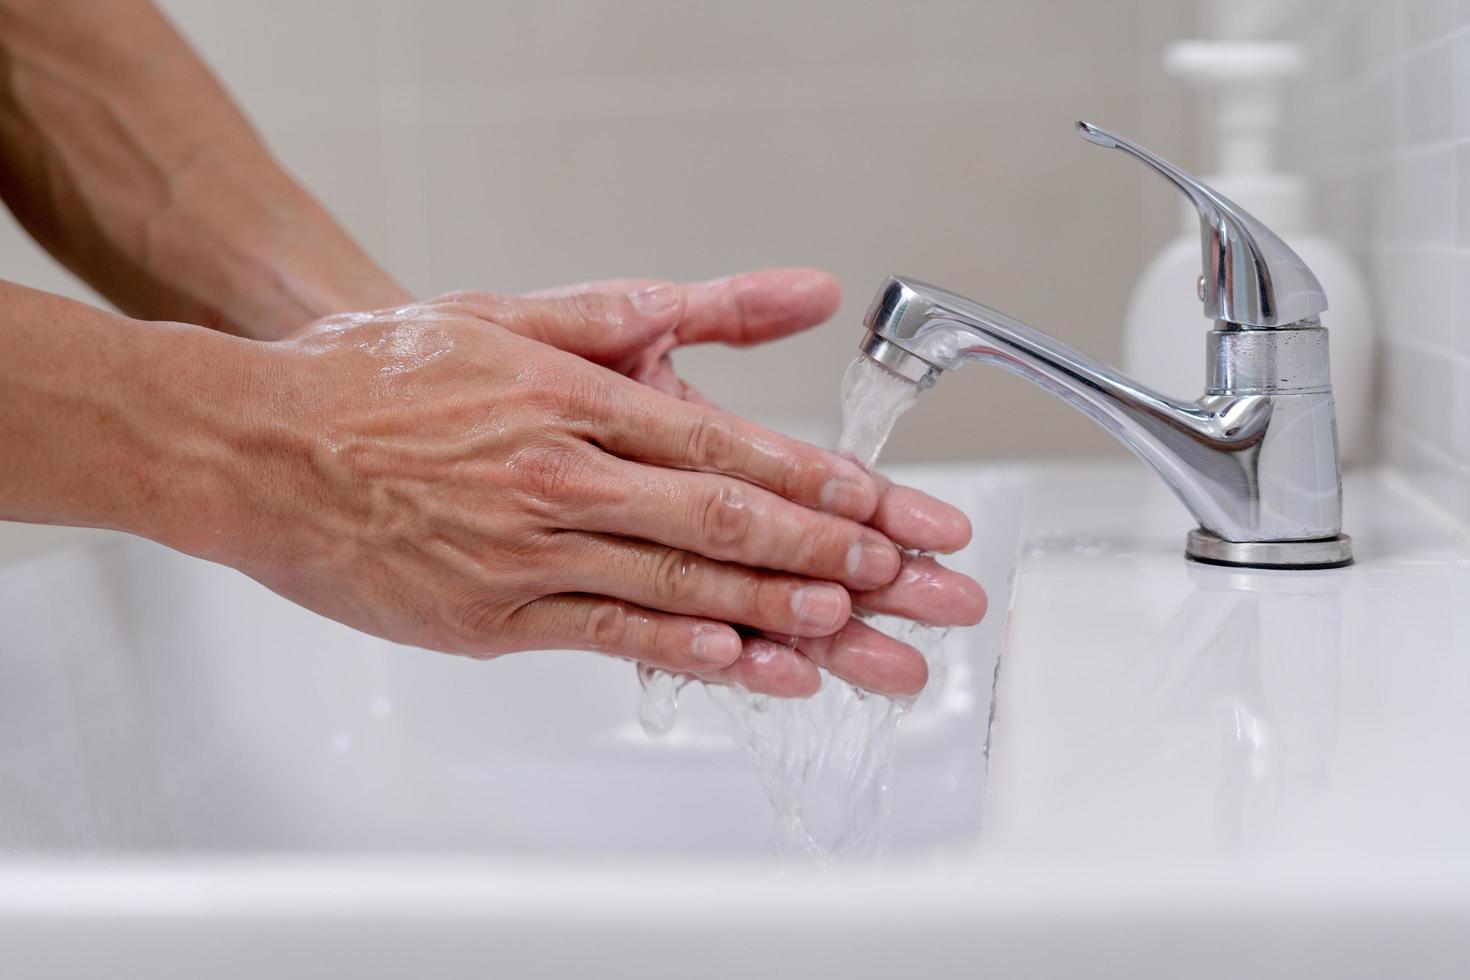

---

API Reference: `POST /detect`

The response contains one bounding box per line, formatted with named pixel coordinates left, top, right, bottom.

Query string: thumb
left=485, top=283, right=687, bottom=364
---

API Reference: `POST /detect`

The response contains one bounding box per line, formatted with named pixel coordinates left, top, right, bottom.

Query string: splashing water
left=636, top=354, right=953, bottom=859
left=636, top=663, right=690, bottom=737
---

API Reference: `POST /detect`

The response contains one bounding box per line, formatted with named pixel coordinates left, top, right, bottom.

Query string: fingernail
left=791, top=585, right=847, bottom=631
left=692, top=625, right=740, bottom=665
left=846, top=537, right=900, bottom=584
left=819, top=476, right=871, bottom=515
left=629, top=283, right=679, bottom=317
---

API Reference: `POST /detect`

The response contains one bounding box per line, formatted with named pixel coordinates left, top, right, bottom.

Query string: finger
left=567, top=534, right=854, bottom=638
left=694, top=636, right=823, bottom=698
left=850, top=554, right=988, bottom=627
left=615, top=329, right=680, bottom=387
left=448, top=286, right=684, bottom=365
left=634, top=354, right=697, bottom=398
left=508, top=293, right=716, bottom=406
left=868, top=473, right=973, bottom=553
left=504, top=595, right=742, bottom=672
left=790, top=619, right=929, bottom=698
left=529, top=268, right=841, bottom=349
left=585, top=383, right=881, bottom=522
left=571, top=459, right=900, bottom=590
left=629, top=354, right=722, bottom=409
left=526, top=277, right=656, bottom=299
left=674, top=269, right=841, bottom=347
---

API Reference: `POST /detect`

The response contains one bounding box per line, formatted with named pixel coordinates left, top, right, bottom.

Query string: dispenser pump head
left=1076, top=120, right=1327, bottom=328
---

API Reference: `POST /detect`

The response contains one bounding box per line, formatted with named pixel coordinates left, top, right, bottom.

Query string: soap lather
left=857, top=121, right=1353, bottom=570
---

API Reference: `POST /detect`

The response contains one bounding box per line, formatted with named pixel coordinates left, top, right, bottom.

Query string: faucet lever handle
left=1076, top=120, right=1327, bottom=328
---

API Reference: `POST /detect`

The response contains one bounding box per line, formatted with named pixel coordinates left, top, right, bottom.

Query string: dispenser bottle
left=1122, top=40, right=1372, bottom=463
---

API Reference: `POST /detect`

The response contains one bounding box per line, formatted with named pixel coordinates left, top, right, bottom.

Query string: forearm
left=0, top=278, right=275, bottom=560
left=0, top=0, right=408, bottom=340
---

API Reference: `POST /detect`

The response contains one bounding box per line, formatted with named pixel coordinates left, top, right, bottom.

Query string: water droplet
left=636, top=664, right=686, bottom=737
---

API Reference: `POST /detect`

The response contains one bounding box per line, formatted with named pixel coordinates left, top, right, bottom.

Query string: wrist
left=112, top=318, right=291, bottom=567
left=0, top=285, right=286, bottom=566
left=148, top=323, right=348, bottom=581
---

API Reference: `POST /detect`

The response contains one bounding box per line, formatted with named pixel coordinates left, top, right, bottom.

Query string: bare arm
left=0, top=0, right=407, bottom=339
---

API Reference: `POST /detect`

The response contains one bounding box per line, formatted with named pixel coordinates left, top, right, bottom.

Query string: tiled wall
left=0, top=0, right=1193, bottom=463
left=1277, top=0, right=1470, bottom=523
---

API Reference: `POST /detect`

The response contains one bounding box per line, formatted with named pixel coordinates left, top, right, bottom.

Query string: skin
left=501, top=270, right=988, bottom=696
left=0, top=0, right=987, bottom=698
left=0, top=0, right=409, bottom=337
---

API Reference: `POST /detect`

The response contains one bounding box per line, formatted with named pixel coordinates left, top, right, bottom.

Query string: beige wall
left=0, top=1, right=1197, bottom=562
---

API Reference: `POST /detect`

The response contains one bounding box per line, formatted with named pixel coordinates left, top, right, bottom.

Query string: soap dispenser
left=1122, top=39, right=1372, bottom=463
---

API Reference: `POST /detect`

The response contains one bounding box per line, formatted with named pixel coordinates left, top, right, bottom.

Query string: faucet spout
left=861, top=276, right=1347, bottom=560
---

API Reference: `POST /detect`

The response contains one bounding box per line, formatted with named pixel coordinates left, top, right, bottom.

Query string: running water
left=831, top=354, right=922, bottom=468
left=636, top=349, right=959, bottom=859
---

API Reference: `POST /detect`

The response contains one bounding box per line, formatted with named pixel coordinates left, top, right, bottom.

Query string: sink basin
left=5, top=460, right=1469, bottom=979
left=0, top=464, right=1024, bottom=858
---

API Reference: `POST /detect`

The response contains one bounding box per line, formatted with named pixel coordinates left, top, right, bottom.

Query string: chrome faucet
left=859, top=121, right=1352, bottom=569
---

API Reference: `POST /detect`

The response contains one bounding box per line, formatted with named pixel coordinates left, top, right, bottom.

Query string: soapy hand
left=488, top=268, right=988, bottom=697
left=230, top=289, right=934, bottom=682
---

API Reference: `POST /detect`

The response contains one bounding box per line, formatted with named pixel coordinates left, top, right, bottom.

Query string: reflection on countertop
left=985, top=462, right=1470, bottom=862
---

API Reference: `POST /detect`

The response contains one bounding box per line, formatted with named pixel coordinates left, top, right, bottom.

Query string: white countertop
left=986, top=462, right=1470, bottom=864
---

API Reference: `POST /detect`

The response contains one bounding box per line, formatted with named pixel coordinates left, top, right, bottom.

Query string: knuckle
left=583, top=601, right=629, bottom=651
left=779, top=454, right=822, bottom=504
left=790, top=534, right=822, bottom=575
left=435, top=290, right=506, bottom=318
left=512, top=443, right=595, bottom=505
left=749, top=576, right=791, bottom=627
left=725, top=279, right=759, bottom=346
left=571, top=376, right=616, bottom=423
left=546, top=369, right=615, bottom=427
left=651, top=548, right=700, bottom=605
left=570, top=290, right=625, bottom=327
left=686, top=414, right=742, bottom=472
left=698, top=482, right=752, bottom=550
left=787, top=516, right=835, bottom=573
left=451, top=594, right=509, bottom=652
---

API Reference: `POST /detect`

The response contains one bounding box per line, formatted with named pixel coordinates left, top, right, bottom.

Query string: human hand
left=484, top=268, right=988, bottom=698
left=216, top=290, right=948, bottom=691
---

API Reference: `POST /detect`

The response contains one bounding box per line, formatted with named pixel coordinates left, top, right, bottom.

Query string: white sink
left=4, top=461, right=1469, bottom=979
left=0, top=465, right=1022, bottom=858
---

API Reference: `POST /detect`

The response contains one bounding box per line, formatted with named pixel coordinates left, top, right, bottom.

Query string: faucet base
left=1185, top=529, right=1354, bottom=570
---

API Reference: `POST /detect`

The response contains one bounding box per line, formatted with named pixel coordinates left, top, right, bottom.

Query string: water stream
left=636, top=354, right=950, bottom=859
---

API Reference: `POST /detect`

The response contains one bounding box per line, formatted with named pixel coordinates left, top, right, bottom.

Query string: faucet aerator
left=859, top=331, right=942, bottom=389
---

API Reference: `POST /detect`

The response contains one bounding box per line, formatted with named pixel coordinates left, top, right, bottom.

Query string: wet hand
left=487, top=268, right=988, bottom=698
left=230, top=291, right=914, bottom=679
